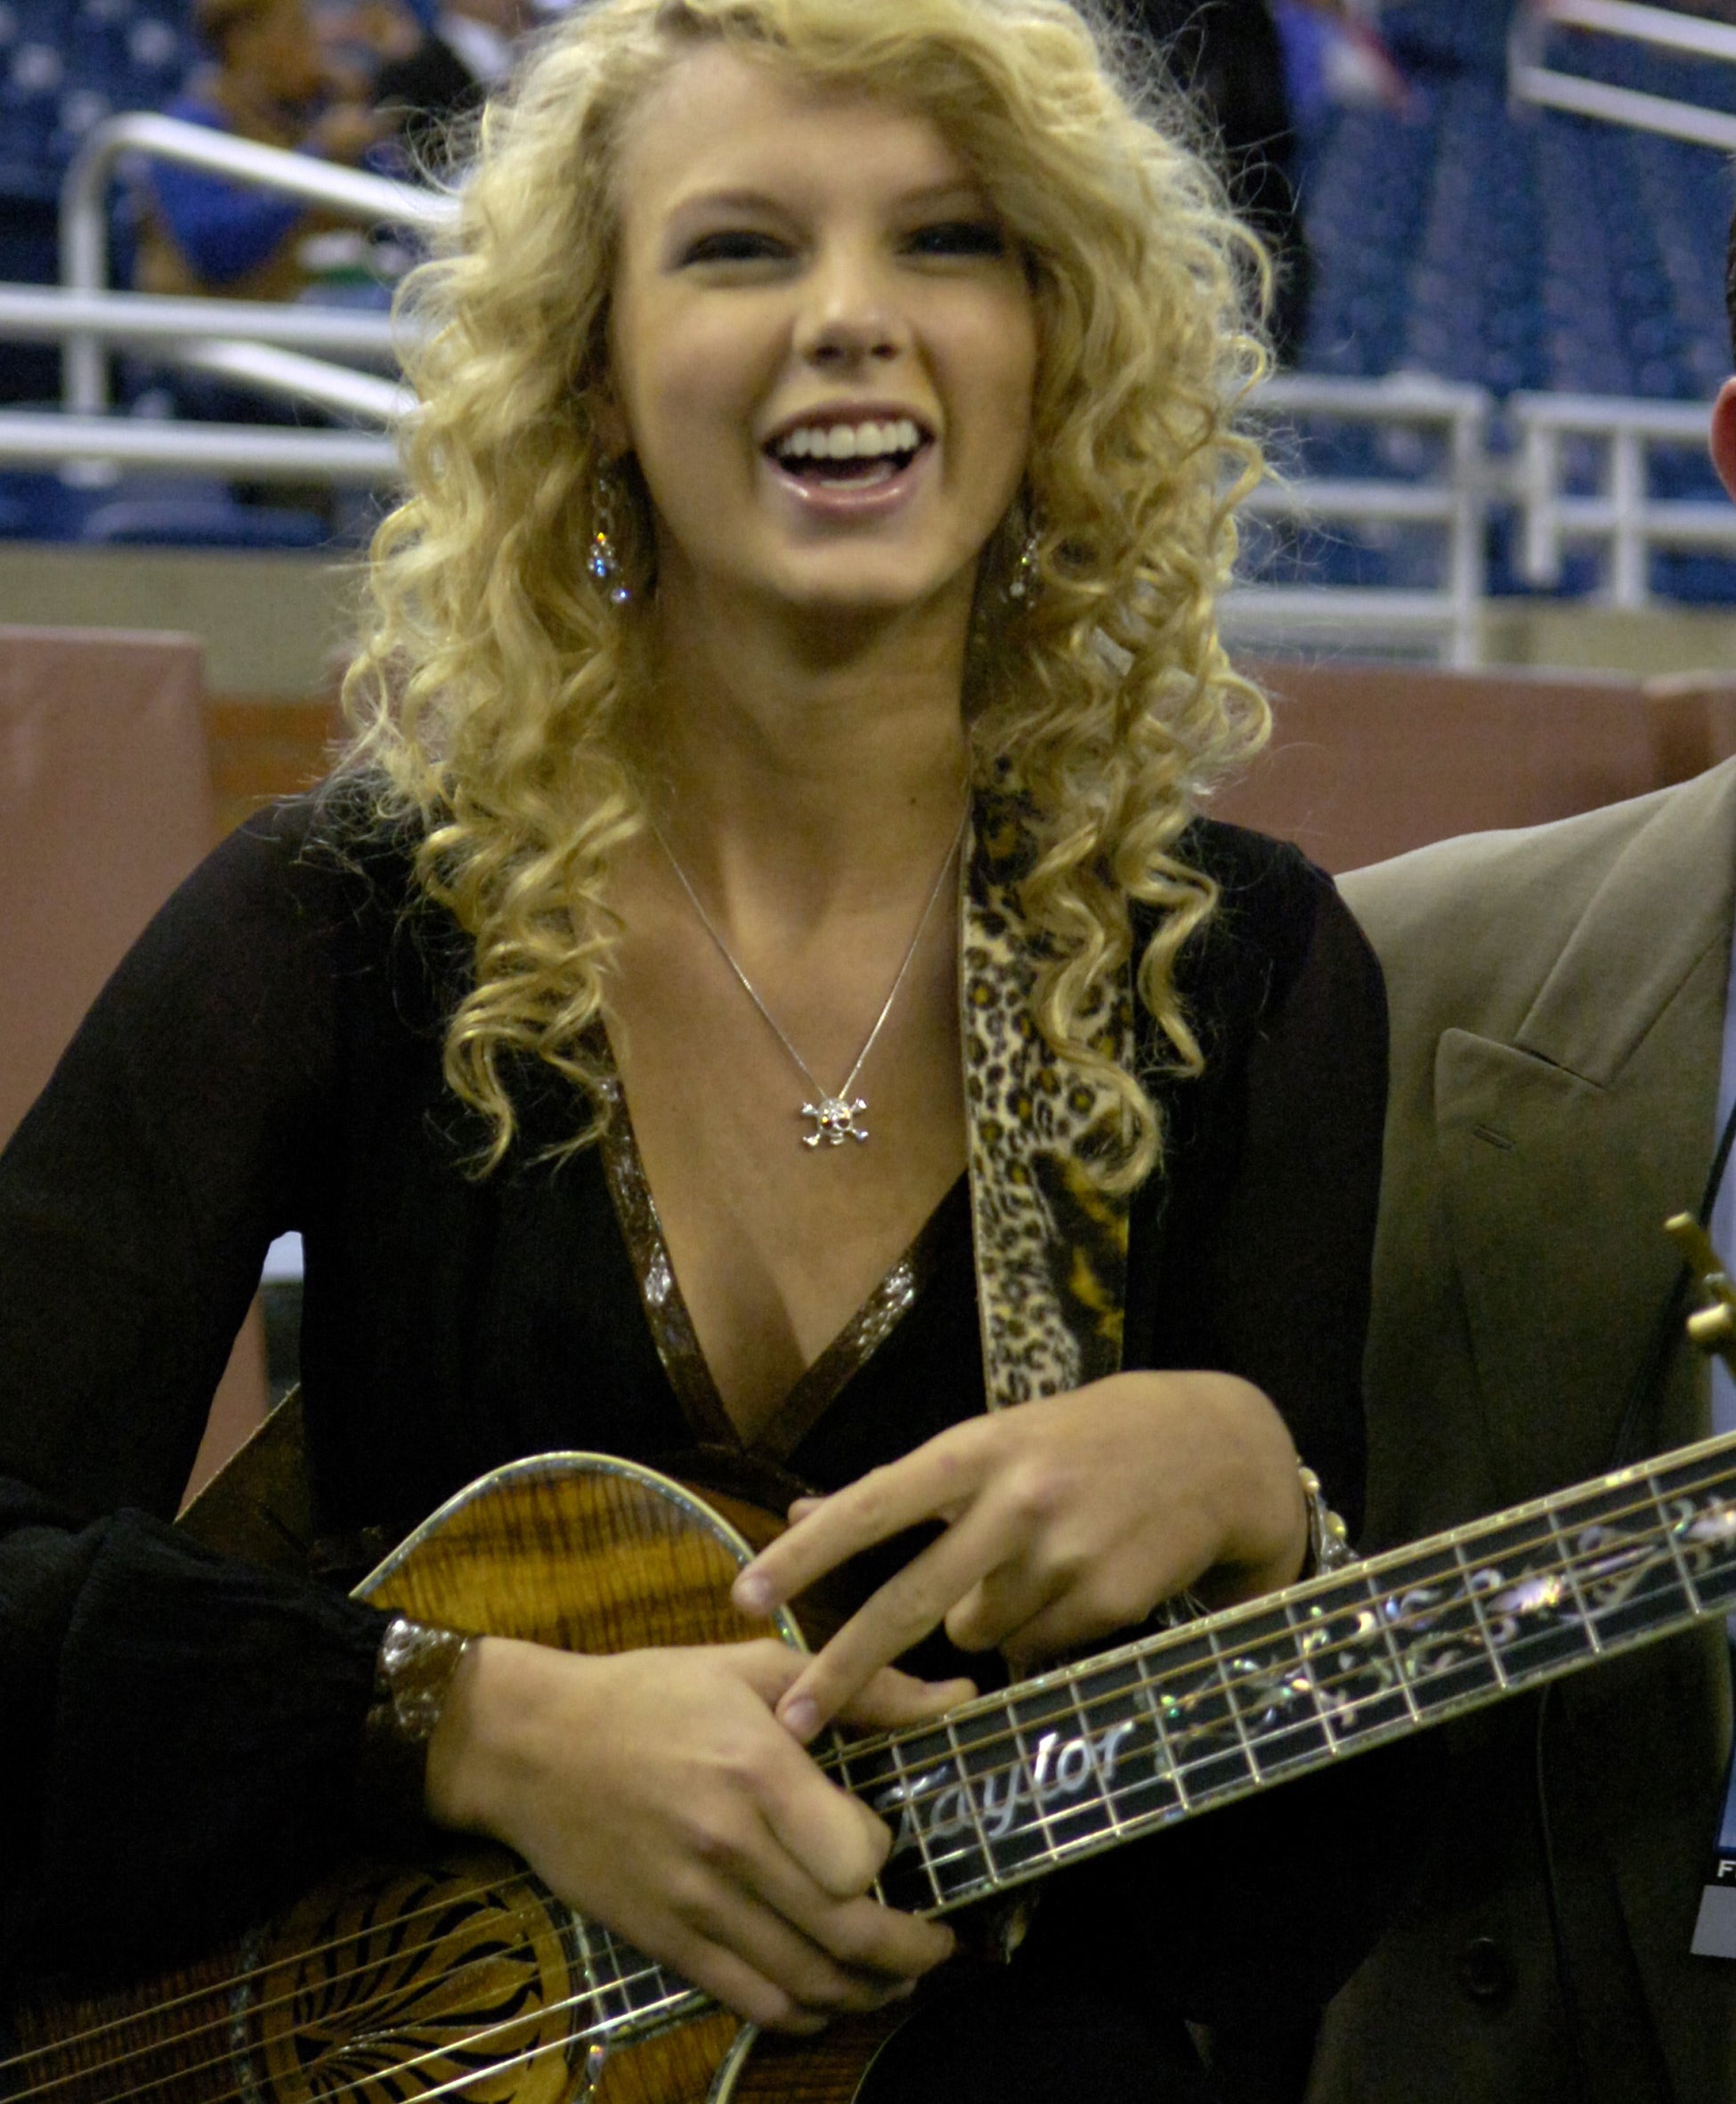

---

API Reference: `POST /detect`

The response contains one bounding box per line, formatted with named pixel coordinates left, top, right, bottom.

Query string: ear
left=592, top=372, right=630, bottom=461
left=1711, top=378, right=1736, bottom=504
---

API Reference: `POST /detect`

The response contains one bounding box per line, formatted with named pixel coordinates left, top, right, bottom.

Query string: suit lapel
left=1435, top=763, right=1736, bottom=1503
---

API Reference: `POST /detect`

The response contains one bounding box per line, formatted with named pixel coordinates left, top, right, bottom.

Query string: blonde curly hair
left=342, top=0, right=1272, bottom=1183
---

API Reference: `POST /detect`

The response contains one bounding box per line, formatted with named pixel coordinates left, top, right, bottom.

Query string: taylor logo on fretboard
left=7, top=1432, right=1736, bottom=2104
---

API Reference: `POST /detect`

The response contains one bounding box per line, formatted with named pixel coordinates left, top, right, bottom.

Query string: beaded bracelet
left=1300, top=1461, right=1357, bottom=1577
left=356, top=1615, right=474, bottom=1850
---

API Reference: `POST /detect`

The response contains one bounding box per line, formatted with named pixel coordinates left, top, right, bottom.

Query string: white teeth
left=774, top=416, right=924, bottom=463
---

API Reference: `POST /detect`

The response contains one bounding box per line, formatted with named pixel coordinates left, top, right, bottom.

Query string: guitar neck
left=398, top=1427, right=1736, bottom=2039
left=831, top=1427, right=1736, bottom=1916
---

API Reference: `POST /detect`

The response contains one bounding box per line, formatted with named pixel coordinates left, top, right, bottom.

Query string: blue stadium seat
left=79, top=495, right=327, bottom=548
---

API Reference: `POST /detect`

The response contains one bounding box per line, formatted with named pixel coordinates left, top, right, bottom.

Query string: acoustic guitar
left=7, top=1426, right=1736, bottom=2104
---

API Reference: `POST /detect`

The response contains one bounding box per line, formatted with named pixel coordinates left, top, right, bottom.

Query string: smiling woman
left=0, top=4, right=1412, bottom=2102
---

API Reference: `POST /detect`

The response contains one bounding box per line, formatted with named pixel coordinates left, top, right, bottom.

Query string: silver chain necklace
left=653, top=806, right=968, bottom=1149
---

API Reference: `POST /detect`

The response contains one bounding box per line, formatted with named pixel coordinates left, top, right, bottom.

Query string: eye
left=677, top=229, right=791, bottom=267
left=905, top=218, right=1009, bottom=260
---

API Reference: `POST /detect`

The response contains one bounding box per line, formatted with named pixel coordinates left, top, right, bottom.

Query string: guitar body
left=7, top=1454, right=919, bottom=2104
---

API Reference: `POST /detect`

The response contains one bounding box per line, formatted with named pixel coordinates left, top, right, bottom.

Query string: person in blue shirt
left=136, top=0, right=383, bottom=302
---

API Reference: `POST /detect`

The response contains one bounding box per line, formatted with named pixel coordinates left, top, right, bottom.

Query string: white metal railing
left=0, top=282, right=413, bottom=426
left=59, top=113, right=451, bottom=417
left=171, top=342, right=411, bottom=424
left=0, top=411, right=396, bottom=480
left=1511, top=0, right=1736, bottom=150
left=0, top=283, right=402, bottom=360
left=1532, top=0, right=1736, bottom=67
left=1228, top=375, right=1492, bottom=668
left=1509, top=391, right=1736, bottom=608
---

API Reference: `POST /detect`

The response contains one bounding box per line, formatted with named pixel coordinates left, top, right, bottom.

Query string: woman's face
left=603, top=43, right=1039, bottom=632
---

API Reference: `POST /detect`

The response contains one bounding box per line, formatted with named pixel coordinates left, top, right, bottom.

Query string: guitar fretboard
left=828, top=1428, right=1736, bottom=1914
left=524, top=1428, right=1736, bottom=2051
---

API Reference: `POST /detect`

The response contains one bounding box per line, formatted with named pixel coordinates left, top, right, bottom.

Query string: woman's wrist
left=423, top=1633, right=605, bottom=1844
left=356, top=1615, right=475, bottom=1851
left=423, top=1632, right=515, bottom=1835
left=1200, top=1374, right=1312, bottom=1592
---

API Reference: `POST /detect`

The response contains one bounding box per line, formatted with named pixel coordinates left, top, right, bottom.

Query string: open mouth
left=767, top=415, right=930, bottom=488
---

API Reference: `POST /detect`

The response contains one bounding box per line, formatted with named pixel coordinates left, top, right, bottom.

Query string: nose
left=793, top=243, right=906, bottom=369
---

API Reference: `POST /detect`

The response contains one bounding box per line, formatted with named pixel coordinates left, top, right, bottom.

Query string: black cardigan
left=0, top=791, right=1413, bottom=2053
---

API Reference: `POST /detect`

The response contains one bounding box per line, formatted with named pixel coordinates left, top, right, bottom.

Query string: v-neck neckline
left=595, top=1038, right=967, bottom=1465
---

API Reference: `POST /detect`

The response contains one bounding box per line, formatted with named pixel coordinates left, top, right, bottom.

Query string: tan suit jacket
left=1306, top=761, right=1736, bottom=2102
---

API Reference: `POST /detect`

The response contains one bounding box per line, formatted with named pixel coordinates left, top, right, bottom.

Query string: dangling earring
left=1005, top=516, right=1042, bottom=602
left=588, top=466, right=632, bottom=606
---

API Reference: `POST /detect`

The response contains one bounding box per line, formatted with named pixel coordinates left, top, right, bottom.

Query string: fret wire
left=1280, top=1596, right=1341, bottom=1755
left=1450, top=1538, right=1511, bottom=1690
left=867, top=1453, right=1736, bottom=1912
left=903, top=1827, right=988, bottom=1896
left=874, top=1491, right=1686, bottom=1841
left=943, top=1713, right=1002, bottom=1891
left=1204, top=1626, right=1264, bottom=1784
left=570, top=1912, right=615, bottom=2025
left=1544, top=1504, right=1603, bottom=1653
left=886, top=1735, right=946, bottom=1912
left=1066, top=1677, right=1127, bottom=1840
left=590, top=1920, right=682, bottom=2028
left=992, top=1700, right=1064, bottom=1887
left=1648, top=1460, right=1708, bottom=1616
left=1001, top=1702, right=1043, bottom=1870
left=39, top=1440, right=1736, bottom=2104
left=875, top=1473, right=1725, bottom=1919
left=1131, top=1651, right=1192, bottom=1810
left=1362, top=1564, right=1427, bottom=1726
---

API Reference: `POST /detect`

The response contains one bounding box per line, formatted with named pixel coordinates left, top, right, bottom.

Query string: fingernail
left=734, top=1572, right=772, bottom=1613
left=780, top=1695, right=819, bottom=1742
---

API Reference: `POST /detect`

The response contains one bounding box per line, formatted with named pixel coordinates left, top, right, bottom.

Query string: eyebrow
left=665, top=177, right=995, bottom=224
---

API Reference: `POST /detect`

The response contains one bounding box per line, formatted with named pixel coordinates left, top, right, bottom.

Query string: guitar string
left=8, top=1452, right=1733, bottom=2100
left=45, top=1962, right=709, bottom=2104
left=11, top=1451, right=1732, bottom=2102
left=0, top=1889, right=694, bottom=2104
left=0, top=1872, right=688, bottom=2100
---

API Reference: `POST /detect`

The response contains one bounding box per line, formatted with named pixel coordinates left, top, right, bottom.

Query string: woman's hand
left=731, top=1371, right=1308, bottom=1743
left=424, top=1636, right=967, bottom=2033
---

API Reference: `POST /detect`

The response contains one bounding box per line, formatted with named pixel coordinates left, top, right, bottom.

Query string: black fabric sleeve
left=0, top=804, right=393, bottom=1986
left=1133, top=849, right=1386, bottom=1539
left=1191, top=868, right=1386, bottom=1538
